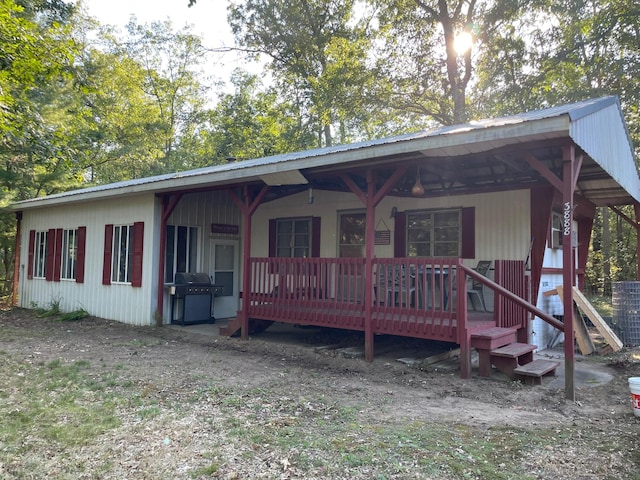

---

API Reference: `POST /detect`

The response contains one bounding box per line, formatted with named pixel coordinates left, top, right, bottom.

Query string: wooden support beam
left=524, top=152, right=563, bottom=192
left=561, top=144, right=576, bottom=401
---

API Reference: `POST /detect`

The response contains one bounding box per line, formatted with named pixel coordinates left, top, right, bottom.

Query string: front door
left=208, top=239, right=239, bottom=319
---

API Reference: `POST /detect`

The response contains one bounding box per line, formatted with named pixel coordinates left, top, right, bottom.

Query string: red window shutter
left=27, top=230, right=35, bottom=279
left=268, top=219, right=276, bottom=257
left=461, top=207, right=475, bottom=259
left=76, top=226, right=86, bottom=284
left=102, top=224, right=113, bottom=285
left=53, top=228, right=63, bottom=282
left=45, top=228, right=55, bottom=281
left=311, top=217, right=321, bottom=258
left=131, top=221, right=144, bottom=287
left=393, top=212, right=406, bottom=258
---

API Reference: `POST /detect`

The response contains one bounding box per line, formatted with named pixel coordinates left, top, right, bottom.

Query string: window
left=407, top=209, right=461, bottom=257
left=33, top=231, right=47, bottom=278
left=112, top=225, right=134, bottom=283
left=550, top=211, right=576, bottom=249
left=268, top=217, right=320, bottom=258
left=61, top=229, right=78, bottom=280
left=276, top=218, right=311, bottom=258
left=165, top=225, right=198, bottom=283
left=27, top=227, right=86, bottom=283
left=338, top=212, right=366, bottom=258
left=103, top=222, right=144, bottom=287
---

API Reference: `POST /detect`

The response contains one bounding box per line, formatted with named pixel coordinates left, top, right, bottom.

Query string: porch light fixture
left=411, top=167, right=425, bottom=197
left=307, top=186, right=314, bottom=204
left=390, top=206, right=397, bottom=218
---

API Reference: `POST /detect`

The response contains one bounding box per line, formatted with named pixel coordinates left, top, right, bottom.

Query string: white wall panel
left=252, top=188, right=531, bottom=268
left=18, top=194, right=156, bottom=326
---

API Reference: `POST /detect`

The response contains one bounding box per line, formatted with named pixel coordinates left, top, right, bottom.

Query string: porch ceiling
left=278, top=139, right=634, bottom=207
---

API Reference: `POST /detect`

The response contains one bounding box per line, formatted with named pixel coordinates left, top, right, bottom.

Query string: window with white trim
left=165, top=225, right=198, bottom=282
left=276, top=218, right=311, bottom=258
left=407, top=209, right=461, bottom=257
left=33, top=231, right=47, bottom=278
left=112, top=225, right=134, bottom=283
left=61, top=229, right=78, bottom=280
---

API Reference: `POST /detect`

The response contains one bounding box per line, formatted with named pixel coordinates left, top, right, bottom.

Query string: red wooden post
left=229, top=185, right=269, bottom=339
left=562, top=144, right=576, bottom=401
left=12, top=212, right=22, bottom=306
left=364, top=170, right=376, bottom=361
left=156, top=194, right=182, bottom=326
left=457, top=259, right=471, bottom=378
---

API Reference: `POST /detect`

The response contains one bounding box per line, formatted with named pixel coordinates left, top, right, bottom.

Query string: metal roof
left=10, top=96, right=640, bottom=210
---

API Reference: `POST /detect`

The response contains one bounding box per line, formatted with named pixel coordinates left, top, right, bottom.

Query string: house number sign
left=563, top=202, right=572, bottom=237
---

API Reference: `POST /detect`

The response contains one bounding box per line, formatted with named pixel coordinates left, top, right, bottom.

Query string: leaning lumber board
left=572, top=286, right=623, bottom=351
left=556, top=286, right=595, bottom=355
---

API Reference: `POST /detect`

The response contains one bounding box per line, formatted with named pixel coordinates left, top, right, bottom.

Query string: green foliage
left=229, top=0, right=378, bottom=147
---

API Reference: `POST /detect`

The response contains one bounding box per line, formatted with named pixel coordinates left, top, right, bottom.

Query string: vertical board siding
left=19, top=194, right=156, bottom=326
left=168, top=190, right=242, bottom=275
left=571, top=104, right=640, bottom=202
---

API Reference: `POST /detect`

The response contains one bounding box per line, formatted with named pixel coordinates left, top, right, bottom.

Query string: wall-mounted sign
left=211, top=223, right=239, bottom=235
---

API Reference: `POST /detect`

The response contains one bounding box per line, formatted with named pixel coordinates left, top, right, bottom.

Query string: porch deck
left=247, top=299, right=495, bottom=342
left=243, top=257, right=527, bottom=351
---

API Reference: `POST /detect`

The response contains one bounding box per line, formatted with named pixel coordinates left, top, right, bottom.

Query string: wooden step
left=488, top=343, right=536, bottom=379
left=472, top=327, right=519, bottom=377
left=470, top=327, right=517, bottom=350
left=491, top=342, right=537, bottom=359
left=219, top=316, right=242, bottom=336
left=513, top=359, right=560, bottom=385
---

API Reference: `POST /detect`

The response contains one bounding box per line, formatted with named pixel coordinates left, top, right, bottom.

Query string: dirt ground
left=1, top=308, right=640, bottom=479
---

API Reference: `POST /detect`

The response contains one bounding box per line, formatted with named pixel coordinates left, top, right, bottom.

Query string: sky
left=81, top=0, right=256, bottom=87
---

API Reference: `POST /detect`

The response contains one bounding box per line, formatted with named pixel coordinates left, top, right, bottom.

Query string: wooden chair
left=467, top=260, right=491, bottom=311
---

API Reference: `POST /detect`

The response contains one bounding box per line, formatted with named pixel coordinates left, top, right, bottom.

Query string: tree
left=199, top=70, right=316, bottom=164
left=120, top=19, right=211, bottom=173
left=228, top=0, right=376, bottom=147
left=0, top=0, right=80, bottom=296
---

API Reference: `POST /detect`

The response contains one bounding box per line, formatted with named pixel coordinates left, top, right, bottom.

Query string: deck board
left=248, top=299, right=495, bottom=342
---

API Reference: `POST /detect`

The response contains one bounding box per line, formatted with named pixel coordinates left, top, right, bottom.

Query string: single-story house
left=9, top=96, right=640, bottom=398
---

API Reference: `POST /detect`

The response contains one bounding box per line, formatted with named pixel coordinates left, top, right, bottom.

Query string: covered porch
left=154, top=97, right=640, bottom=400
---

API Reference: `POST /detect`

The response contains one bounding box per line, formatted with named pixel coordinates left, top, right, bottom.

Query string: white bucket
left=629, top=377, right=640, bottom=417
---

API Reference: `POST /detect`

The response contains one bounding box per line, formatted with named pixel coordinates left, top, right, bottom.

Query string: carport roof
left=9, top=95, right=640, bottom=210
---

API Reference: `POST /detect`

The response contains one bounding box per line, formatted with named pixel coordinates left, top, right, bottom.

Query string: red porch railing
left=247, top=257, right=497, bottom=344
left=494, top=260, right=530, bottom=341
left=248, top=257, right=367, bottom=330
left=372, top=257, right=464, bottom=342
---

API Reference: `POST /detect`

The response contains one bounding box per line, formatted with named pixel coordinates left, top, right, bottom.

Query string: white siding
left=18, top=194, right=157, bottom=326
left=167, top=190, right=242, bottom=277
left=252, top=188, right=531, bottom=265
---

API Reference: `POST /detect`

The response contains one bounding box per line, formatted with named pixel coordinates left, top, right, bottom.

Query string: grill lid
left=174, top=272, right=211, bottom=286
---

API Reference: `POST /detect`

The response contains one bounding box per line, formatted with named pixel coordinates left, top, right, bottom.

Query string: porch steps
left=471, top=326, right=558, bottom=384
left=488, top=342, right=536, bottom=379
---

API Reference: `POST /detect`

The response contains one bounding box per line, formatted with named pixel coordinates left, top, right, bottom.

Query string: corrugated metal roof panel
left=10, top=96, right=639, bottom=209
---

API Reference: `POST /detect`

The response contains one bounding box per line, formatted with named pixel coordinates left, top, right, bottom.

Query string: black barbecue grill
left=171, top=272, right=223, bottom=326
